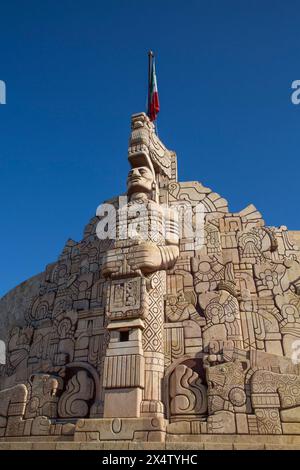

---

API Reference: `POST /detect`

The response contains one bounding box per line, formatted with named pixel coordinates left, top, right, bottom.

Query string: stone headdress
left=128, top=113, right=177, bottom=184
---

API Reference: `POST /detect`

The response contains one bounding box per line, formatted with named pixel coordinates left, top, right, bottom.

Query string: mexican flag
left=148, top=56, right=160, bottom=122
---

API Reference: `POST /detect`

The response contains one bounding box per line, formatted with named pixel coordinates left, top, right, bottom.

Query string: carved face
left=127, top=166, right=154, bottom=195
left=206, top=361, right=246, bottom=414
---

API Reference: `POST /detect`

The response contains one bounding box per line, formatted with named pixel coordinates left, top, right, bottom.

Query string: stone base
left=103, top=389, right=143, bottom=418
left=1, top=435, right=300, bottom=450
left=74, top=417, right=167, bottom=442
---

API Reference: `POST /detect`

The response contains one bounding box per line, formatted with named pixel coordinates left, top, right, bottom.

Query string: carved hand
left=128, top=242, right=163, bottom=274
left=101, top=252, right=122, bottom=278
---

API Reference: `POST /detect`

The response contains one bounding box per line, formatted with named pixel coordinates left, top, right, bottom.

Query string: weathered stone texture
left=0, top=112, right=300, bottom=449
left=0, top=273, right=43, bottom=343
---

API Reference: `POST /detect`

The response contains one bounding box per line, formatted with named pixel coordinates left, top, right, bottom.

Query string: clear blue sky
left=0, top=0, right=299, bottom=297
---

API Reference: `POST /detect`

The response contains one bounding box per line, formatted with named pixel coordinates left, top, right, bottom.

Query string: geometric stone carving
left=206, top=360, right=246, bottom=415
left=1, top=111, right=300, bottom=446
left=25, top=374, right=63, bottom=419
left=58, top=371, right=94, bottom=418
left=169, top=364, right=207, bottom=420
left=7, top=326, right=33, bottom=372
left=106, top=278, right=149, bottom=321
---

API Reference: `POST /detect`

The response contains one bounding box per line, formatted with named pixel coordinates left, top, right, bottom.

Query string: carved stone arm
left=158, top=244, right=179, bottom=270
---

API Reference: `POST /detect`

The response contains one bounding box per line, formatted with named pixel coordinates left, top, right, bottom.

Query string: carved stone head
left=127, top=166, right=154, bottom=196
left=206, top=360, right=246, bottom=414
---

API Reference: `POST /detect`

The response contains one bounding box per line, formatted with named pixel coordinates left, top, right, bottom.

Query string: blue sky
left=0, top=0, right=299, bottom=297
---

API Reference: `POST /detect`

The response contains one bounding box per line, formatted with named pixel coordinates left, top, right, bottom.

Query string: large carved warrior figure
left=0, top=112, right=300, bottom=444
left=101, top=114, right=179, bottom=424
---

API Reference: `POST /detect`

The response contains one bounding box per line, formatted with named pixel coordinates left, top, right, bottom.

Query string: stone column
left=102, top=276, right=147, bottom=418
left=141, top=271, right=166, bottom=417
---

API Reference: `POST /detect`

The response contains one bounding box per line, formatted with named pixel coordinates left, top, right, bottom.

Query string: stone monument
left=1, top=112, right=300, bottom=449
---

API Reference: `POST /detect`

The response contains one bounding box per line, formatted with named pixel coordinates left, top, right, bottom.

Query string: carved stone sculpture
left=0, top=111, right=300, bottom=448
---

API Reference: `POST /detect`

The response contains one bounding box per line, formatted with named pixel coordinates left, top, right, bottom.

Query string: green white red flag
left=148, top=55, right=160, bottom=122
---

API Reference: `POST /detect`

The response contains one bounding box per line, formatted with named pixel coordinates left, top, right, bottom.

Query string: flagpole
left=148, top=50, right=153, bottom=117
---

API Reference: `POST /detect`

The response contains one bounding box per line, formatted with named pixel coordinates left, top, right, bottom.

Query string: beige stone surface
left=0, top=112, right=300, bottom=449
left=282, top=423, right=300, bottom=434
left=204, top=443, right=233, bottom=450
left=289, top=230, right=300, bottom=249
left=0, top=273, right=43, bottom=345
left=0, top=436, right=299, bottom=449
left=233, top=444, right=265, bottom=450
left=103, top=388, right=143, bottom=418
